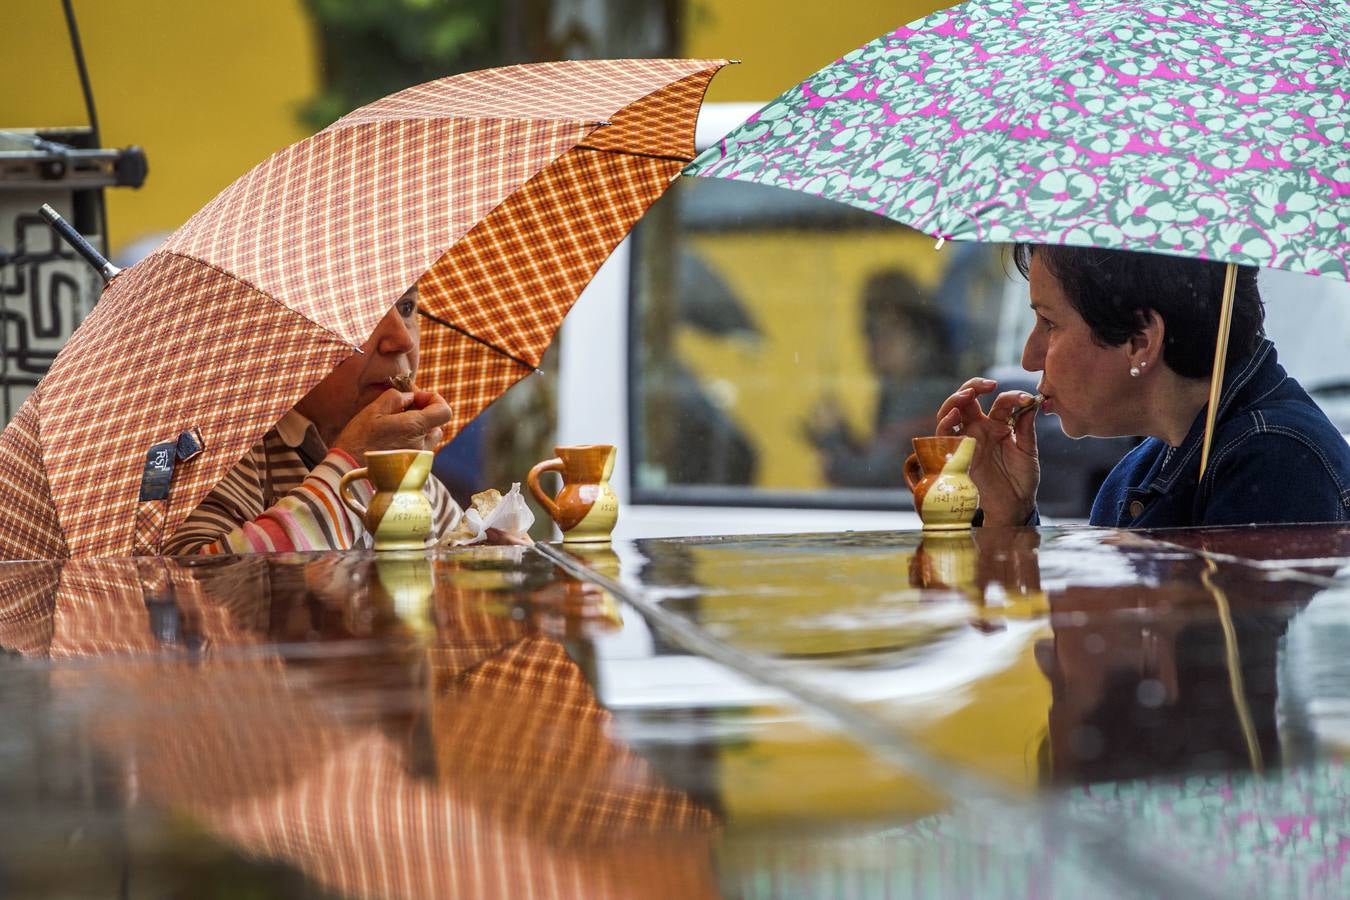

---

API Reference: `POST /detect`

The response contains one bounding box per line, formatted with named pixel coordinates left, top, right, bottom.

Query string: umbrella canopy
left=0, top=58, right=728, bottom=560
left=686, top=1, right=1347, bottom=279
left=685, top=0, right=1347, bottom=475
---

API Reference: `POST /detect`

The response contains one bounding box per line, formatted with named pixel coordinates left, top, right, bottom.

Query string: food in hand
left=1006, top=393, right=1044, bottom=426
left=390, top=372, right=415, bottom=392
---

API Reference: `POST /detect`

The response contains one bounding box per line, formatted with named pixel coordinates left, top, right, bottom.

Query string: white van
left=555, top=104, right=1350, bottom=541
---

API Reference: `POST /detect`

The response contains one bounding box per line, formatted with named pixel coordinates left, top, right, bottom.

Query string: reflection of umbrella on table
left=0, top=557, right=719, bottom=898
left=0, top=58, right=729, bottom=559
left=686, top=0, right=1349, bottom=474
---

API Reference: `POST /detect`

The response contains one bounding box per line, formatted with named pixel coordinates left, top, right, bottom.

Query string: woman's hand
left=934, top=377, right=1040, bottom=526
left=334, top=389, right=451, bottom=464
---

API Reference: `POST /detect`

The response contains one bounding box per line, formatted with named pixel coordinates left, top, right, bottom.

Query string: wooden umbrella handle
left=1199, top=263, right=1239, bottom=478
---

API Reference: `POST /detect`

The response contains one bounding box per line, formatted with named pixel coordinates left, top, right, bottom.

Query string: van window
left=628, top=178, right=1009, bottom=511
left=625, top=177, right=1350, bottom=520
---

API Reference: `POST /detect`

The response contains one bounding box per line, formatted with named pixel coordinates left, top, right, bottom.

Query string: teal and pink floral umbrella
left=687, top=0, right=1348, bottom=281
left=685, top=0, right=1349, bottom=470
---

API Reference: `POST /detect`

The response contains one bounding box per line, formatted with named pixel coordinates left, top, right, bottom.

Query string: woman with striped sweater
left=166, top=286, right=460, bottom=554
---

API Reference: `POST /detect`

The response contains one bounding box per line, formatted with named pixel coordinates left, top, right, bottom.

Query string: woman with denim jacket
left=936, top=245, right=1350, bottom=528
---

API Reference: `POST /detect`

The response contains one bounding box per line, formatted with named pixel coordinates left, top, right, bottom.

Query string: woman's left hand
left=934, top=377, right=1041, bottom=526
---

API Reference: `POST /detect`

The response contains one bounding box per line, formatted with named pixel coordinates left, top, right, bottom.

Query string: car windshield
left=1261, top=268, right=1350, bottom=433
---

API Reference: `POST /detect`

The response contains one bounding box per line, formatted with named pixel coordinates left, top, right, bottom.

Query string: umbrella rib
left=323, top=113, right=612, bottom=137
left=574, top=144, right=694, bottom=165
left=417, top=309, right=538, bottom=372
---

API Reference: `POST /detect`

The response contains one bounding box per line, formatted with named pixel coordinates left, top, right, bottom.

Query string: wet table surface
left=1, top=525, right=1349, bottom=899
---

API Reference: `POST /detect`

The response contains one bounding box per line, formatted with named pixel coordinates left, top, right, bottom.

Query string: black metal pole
left=39, top=204, right=120, bottom=283
left=60, top=0, right=112, bottom=259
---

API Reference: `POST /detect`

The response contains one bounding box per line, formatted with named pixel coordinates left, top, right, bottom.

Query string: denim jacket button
left=1128, top=500, right=1145, bottom=519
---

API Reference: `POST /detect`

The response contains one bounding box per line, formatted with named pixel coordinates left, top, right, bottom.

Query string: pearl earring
left=1130, top=365, right=1141, bottom=378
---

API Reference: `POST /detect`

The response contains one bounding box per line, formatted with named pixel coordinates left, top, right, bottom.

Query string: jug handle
left=902, top=453, right=923, bottom=492
left=526, top=457, right=564, bottom=521
left=338, top=467, right=370, bottom=520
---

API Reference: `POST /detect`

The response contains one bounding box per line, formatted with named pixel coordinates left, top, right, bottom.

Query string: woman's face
left=295, top=289, right=421, bottom=436
left=1021, top=255, right=1138, bottom=438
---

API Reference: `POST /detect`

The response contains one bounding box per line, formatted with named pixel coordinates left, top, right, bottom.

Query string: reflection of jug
left=372, top=552, right=437, bottom=633
left=339, top=449, right=462, bottom=550
left=909, top=532, right=979, bottom=595
left=559, top=544, right=624, bottom=628
left=904, top=436, right=979, bottom=531
left=527, top=445, right=619, bottom=543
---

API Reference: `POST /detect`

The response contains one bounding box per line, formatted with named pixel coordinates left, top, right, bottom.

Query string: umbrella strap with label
left=132, top=427, right=205, bottom=556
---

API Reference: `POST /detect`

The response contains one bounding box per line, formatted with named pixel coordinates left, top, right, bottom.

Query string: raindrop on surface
left=1070, top=725, right=1104, bottom=760
left=1136, top=678, right=1167, bottom=708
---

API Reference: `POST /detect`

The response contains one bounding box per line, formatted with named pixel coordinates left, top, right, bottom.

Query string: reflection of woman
left=937, top=246, right=1350, bottom=527
left=808, top=270, right=955, bottom=487
left=1037, top=587, right=1291, bottom=784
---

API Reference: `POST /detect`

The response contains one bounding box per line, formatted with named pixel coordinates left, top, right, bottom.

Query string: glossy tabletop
left=2, top=525, right=1349, bottom=898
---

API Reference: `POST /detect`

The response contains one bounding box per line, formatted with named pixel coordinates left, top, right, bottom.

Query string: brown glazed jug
left=903, top=436, right=979, bottom=531
left=527, top=444, right=619, bottom=543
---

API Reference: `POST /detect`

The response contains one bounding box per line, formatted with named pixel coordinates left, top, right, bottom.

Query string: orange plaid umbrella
left=0, top=58, right=728, bottom=559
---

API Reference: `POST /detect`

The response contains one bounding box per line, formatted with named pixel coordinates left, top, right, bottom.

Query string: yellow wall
left=0, top=0, right=955, bottom=254
left=0, top=1, right=318, bottom=257
left=688, top=1, right=955, bottom=103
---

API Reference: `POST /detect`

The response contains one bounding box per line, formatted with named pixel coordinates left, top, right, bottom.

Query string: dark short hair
left=1011, top=245, right=1265, bottom=379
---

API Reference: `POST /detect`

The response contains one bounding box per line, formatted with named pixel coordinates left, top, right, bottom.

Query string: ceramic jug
left=527, top=444, right=619, bottom=543
left=339, top=449, right=462, bottom=550
left=903, top=436, right=979, bottom=531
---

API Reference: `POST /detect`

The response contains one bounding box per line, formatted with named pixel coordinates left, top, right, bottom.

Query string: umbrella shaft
left=1198, top=263, right=1239, bottom=478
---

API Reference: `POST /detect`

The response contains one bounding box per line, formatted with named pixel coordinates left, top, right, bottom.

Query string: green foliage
left=301, top=0, right=503, bottom=130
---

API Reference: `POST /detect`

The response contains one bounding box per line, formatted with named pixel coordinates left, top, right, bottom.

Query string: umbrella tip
left=38, top=203, right=121, bottom=284
left=728, top=58, right=743, bottom=65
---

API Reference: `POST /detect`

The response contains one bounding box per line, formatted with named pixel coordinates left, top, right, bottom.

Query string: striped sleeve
left=428, top=472, right=460, bottom=540
left=167, top=450, right=366, bottom=555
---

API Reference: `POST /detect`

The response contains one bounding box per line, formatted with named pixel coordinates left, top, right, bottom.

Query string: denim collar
left=1143, top=339, right=1279, bottom=495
